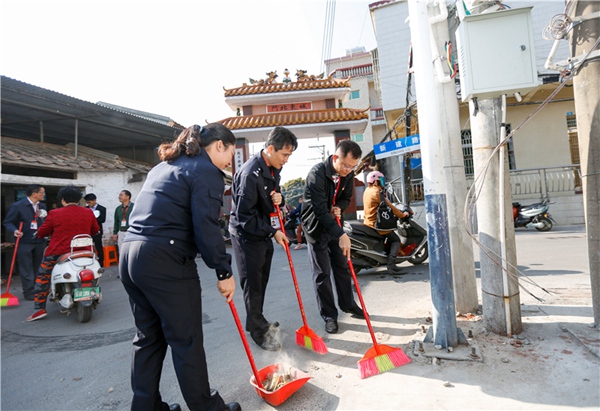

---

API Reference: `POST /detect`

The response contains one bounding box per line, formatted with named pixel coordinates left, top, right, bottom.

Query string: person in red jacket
left=26, top=185, right=99, bottom=322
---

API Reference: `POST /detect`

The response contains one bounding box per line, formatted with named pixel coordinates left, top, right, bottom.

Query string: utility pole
left=408, top=0, right=461, bottom=348
left=469, top=97, right=521, bottom=336
left=569, top=0, right=600, bottom=326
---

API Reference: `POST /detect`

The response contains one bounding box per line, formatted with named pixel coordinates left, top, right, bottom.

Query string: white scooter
left=49, top=234, right=103, bottom=323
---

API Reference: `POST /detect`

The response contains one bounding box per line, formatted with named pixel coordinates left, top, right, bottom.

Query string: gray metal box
left=456, top=7, right=538, bottom=102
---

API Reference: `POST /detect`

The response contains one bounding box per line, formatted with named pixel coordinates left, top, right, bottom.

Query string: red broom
left=274, top=205, right=327, bottom=354
left=336, top=216, right=411, bottom=378
left=228, top=299, right=265, bottom=390
left=1, top=222, right=24, bottom=307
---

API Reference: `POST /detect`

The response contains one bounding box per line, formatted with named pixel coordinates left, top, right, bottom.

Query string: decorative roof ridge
left=224, top=77, right=351, bottom=97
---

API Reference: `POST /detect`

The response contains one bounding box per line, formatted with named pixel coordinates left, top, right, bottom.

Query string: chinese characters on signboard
left=234, top=148, right=245, bottom=171
left=266, top=101, right=312, bottom=113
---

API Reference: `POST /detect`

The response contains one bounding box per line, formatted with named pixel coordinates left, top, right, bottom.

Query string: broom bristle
left=296, top=328, right=328, bottom=355
left=0, top=294, right=19, bottom=307
left=357, top=345, right=411, bottom=379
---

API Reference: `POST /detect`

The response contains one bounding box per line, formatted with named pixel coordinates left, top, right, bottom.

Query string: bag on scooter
left=375, top=192, right=398, bottom=231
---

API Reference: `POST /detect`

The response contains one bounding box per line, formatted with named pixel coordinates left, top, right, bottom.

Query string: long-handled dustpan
left=228, top=300, right=312, bottom=406
left=1, top=222, right=24, bottom=307
left=274, top=205, right=327, bottom=354
left=335, top=216, right=411, bottom=378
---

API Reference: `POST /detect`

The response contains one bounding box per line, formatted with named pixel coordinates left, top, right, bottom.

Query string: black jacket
left=229, top=150, right=284, bottom=240
left=3, top=197, right=47, bottom=244
left=301, top=156, right=354, bottom=243
left=125, top=148, right=233, bottom=278
left=88, top=204, right=106, bottom=235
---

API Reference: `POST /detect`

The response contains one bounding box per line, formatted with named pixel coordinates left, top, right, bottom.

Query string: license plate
left=73, top=287, right=100, bottom=302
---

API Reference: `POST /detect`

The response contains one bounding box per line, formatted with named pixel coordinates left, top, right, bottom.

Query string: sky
left=1, top=0, right=378, bottom=183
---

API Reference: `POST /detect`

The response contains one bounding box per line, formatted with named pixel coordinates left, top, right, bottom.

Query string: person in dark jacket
left=228, top=126, right=298, bottom=351
left=84, top=193, right=107, bottom=266
left=301, top=140, right=365, bottom=334
left=3, top=184, right=47, bottom=300
left=119, top=124, right=241, bottom=411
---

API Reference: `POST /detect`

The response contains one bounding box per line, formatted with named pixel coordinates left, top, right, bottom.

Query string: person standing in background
left=84, top=193, right=107, bottom=266
left=3, top=184, right=47, bottom=301
left=112, top=190, right=133, bottom=252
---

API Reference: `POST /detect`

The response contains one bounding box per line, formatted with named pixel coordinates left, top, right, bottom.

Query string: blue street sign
left=374, top=134, right=421, bottom=159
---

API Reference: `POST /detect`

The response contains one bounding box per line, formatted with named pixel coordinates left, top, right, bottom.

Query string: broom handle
left=335, top=216, right=382, bottom=354
left=274, top=205, right=309, bottom=329
left=228, top=299, right=264, bottom=390
left=5, top=222, right=24, bottom=292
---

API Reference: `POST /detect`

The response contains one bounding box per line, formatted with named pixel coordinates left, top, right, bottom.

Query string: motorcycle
left=283, top=216, right=306, bottom=245
left=512, top=200, right=555, bottom=231
left=49, top=234, right=103, bottom=323
left=344, top=200, right=429, bottom=273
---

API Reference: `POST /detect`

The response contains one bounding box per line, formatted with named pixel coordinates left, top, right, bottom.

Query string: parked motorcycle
left=512, top=200, right=555, bottom=231
left=283, top=216, right=306, bottom=245
left=49, top=234, right=103, bottom=323
left=343, top=202, right=429, bottom=273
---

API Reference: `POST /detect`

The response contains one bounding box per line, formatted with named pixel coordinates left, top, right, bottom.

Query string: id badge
left=30, top=220, right=38, bottom=230
left=269, top=212, right=281, bottom=229
left=121, top=220, right=126, bottom=227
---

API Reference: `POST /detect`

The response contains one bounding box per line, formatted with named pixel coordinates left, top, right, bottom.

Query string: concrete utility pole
left=408, top=0, right=461, bottom=348
left=469, top=97, right=521, bottom=335
left=432, top=2, right=478, bottom=315
left=569, top=0, right=600, bottom=326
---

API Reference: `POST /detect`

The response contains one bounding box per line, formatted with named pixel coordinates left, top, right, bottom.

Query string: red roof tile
left=224, top=78, right=351, bottom=97
left=219, top=108, right=369, bottom=130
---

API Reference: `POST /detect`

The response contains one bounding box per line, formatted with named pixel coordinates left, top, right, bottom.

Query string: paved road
left=1, top=225, right=598, bottom=410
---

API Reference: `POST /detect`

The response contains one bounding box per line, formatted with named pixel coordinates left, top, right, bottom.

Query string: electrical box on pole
left=455, top=7, right=538, bottom=102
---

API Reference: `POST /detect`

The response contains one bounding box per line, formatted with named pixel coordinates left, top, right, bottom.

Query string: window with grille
left=461, top=125, right=515, bottom=176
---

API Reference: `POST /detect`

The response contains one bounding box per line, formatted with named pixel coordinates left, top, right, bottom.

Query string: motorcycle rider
left=26, top=185, right=99, bottom=322
left=362, top=171, right=409, bottom=273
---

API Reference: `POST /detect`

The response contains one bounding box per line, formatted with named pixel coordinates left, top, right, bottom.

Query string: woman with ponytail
left=120, top=123, right=241, bottom=411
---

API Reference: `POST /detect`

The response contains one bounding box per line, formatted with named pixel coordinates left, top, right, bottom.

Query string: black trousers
left=119, top=240, right=226, bottom=411
left=230, top=234, right=274, bottom=341
left=92, top=234, right=104, bottom=266
left=306, top=231, right=360, bottom=322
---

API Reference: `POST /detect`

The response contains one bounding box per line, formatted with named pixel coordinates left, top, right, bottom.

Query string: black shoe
left=224, top=402, right=241, bottom=411
left=325, top=319, right=338, bottom=334
left=169, top=404, right=181, bottom=411
left=387, top=264, right=403, bottom=273
left=24, top=295, right=35, bottom=301
left=343, top=306, right=365, bottom=319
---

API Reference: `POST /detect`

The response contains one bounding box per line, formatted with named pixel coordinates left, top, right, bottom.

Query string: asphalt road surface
left=1, top=224, right=597, bottom=410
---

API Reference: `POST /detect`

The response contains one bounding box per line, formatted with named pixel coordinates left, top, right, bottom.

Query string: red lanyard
left=332, top=176, right=341, bottom=207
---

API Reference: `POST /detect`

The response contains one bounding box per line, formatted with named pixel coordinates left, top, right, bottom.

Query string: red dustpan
left=228, top=300, right=312, bottom=406
left=1, top=222, right=24, bottom=308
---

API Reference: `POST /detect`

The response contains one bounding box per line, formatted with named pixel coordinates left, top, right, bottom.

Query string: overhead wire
left=320, top=0, right=337, bottom=74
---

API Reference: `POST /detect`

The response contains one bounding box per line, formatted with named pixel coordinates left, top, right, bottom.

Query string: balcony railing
left=402, top=165, right=581, bottom=203
left=371, top=108, right=384, bottom=121
left=331, top=63, right=373, bottom=79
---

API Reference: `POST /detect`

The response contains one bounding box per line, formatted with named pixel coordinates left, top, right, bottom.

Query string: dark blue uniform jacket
left=228, top=151, right=285, bottom=240
left=125, top=149, right=232, bottom=277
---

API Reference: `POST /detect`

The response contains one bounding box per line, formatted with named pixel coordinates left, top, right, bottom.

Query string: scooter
left=512, top=200, right=555, bottom=231
left=49, top=234, right=103, bottom=323
left=343, top=202, right=429, bottom=273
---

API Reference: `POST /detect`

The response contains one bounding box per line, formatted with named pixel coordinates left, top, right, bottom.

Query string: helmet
left=366, top=171, right=384, bottom=185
